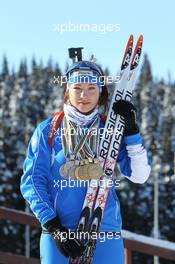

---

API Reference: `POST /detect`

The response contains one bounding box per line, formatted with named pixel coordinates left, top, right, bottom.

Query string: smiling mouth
left=79, top=102, right=90, bottom=105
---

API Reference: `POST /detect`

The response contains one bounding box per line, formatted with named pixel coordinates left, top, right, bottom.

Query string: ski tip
left=138, top=34, right=143, bottom=45
left=121, top=35, right=134, bottom=70
left=123, top=35, right=134, bottom=53
left=130, top=34, right=144, bottom=69
left=139, top=34, right=143, bottom=41
left=129, top=34, right=134, bottom=43
left=127, top=34, right=134, bottom=47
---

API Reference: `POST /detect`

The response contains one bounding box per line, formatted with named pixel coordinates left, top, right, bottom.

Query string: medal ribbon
left=62, top=116, right=99, bottom=161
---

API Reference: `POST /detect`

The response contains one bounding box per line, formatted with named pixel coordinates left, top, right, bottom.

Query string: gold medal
left=68, top=165, right=77, bottom=179
left=74, top=159, right=90, bottom=180
left=74, top=166, right=81, bottom=180
left=88, top=158, right=104, bottom=179
left=75, top=165, right=89, bottom=180
left=76, top=159, right=103, bottom=180
left=88, top=163, right=103, bottom=179
left=59, top=159, right=75, bottom=179
left=68, top=160, right=80, bottom=179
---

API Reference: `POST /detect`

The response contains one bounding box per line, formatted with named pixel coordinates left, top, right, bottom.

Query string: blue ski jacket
left=20, top=115, right=151, bottom=232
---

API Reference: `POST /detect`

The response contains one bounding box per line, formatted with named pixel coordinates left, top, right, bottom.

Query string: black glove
left=43, top=217, right=86, bottom=259
left=112, top=100, right=139, bottom=136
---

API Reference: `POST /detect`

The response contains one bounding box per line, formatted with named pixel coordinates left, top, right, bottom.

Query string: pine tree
left=0, top=59, right=26, bottom=254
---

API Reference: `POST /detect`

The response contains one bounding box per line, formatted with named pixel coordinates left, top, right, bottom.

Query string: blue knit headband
left=67, top=70, right=103, bottom=93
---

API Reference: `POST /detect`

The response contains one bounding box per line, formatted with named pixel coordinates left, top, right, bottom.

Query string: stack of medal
left=59, top=115, right=103, bottom=180
left=59, top=156, right=103, bottom=180
left=74, top=158, right=103, bottom=180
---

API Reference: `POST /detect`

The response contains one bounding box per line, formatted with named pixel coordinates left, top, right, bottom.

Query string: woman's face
left=68, top=83, right=100, bottom=113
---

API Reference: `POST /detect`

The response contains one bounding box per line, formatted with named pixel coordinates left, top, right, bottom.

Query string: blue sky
left=0, top=0, right=174, bottom=81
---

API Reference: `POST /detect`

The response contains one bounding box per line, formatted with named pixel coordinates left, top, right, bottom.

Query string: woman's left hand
left=112, top=100, right=139, bottom=136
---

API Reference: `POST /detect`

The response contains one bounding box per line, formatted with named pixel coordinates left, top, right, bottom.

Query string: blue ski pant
left=40, top=233, right=125, bottom=264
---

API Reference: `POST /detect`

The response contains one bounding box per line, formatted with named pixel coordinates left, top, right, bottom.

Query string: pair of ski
left=69, top=34, right=143, bottom=264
